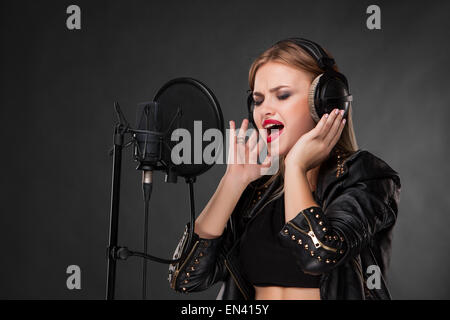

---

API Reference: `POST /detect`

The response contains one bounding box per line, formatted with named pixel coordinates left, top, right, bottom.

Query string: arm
left=168, top=118, right=271, bottom=293
left=279, top=164, right=401, bottom=275
left=168, top=174, right=248, bottom=293
left=194, top=174, right=248, bottom=239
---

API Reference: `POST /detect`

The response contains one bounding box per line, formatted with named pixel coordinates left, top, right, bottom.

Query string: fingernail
left=340, top=110, right=344, bottom=116
left=335, top=109, right=339, bottom=115
left=325, top=113, right=329, bottom=118
left=342, top=119, right=346, bottom=124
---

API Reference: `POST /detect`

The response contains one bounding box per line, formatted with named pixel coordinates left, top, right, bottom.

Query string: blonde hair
left=248, top=39, right=359, bottom=200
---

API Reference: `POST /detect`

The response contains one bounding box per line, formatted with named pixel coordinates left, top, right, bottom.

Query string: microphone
left=133, top=102, right=161, bottom=300
left=106, top=77, right=224, bottom=300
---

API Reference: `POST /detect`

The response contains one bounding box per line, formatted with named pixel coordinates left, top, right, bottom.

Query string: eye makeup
left=253, top=91, right=291, bottom=106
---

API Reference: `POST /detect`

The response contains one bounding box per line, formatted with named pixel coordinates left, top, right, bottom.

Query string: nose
left=254, top=100, right=276, bottom=126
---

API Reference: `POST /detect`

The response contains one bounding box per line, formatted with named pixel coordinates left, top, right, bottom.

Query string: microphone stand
left=105, top=119, right=126, bottom=300
left=105, top=102, right=197, bottom=300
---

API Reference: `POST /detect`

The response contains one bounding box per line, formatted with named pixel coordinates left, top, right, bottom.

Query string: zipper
left=287, top=212, right=337, bottom=253
left=170, top=240, right=200, bottom=289
left=224, top=258, right=249, bottom=300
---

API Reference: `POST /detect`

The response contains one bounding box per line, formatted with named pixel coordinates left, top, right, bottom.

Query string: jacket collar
left=315, top=149, right=400, bottom=204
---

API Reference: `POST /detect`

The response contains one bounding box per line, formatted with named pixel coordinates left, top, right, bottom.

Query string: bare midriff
left=254, top=285, right=321, bottom=300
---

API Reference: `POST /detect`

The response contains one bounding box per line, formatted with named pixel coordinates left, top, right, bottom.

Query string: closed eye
left=253, top=94, right=290, bottom=106
left=278, top=93, right=290, bottom=101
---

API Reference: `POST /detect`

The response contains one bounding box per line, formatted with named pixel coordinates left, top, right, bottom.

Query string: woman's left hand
left=285, top=108, right=346, bottom=172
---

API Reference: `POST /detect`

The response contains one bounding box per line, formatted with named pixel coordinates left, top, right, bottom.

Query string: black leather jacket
left=168, top=149, right=401, bottom=300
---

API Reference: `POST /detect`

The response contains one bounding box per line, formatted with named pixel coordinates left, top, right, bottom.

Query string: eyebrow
left=253, top=85, right=291, bottom=97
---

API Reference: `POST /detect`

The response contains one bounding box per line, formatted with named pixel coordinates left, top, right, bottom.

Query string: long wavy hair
left=248, top=39, right=359, bottom=201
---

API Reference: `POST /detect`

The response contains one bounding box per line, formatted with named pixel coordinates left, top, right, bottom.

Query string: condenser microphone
left=134, top=101, right=162, bottom=171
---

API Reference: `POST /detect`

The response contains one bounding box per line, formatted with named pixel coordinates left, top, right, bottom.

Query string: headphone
left=247, top=37, right=353, bottom=127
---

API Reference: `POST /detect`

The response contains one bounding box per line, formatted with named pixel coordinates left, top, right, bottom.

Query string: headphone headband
left=279, top=37, right=336, bottom=70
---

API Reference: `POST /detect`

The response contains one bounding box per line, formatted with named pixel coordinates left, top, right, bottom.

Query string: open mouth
left=267, top=125, right=284, bottom=143
left=263, top=120, right=285, bottom=143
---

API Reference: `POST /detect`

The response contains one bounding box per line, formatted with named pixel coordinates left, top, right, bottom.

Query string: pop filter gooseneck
left=105, top=78, right=224, bottom=300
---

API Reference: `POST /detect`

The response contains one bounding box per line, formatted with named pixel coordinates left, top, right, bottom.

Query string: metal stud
left=283, top=229, right=289, bottom=234
left=291, top=235, right=296, bottom=240
left=190, top=266, right=195, bottom=271
left=322, top=227, right=327, bottom=232
left=340, top=249, right=344, bottom=254
left=340, top=237, right=344, bottom=242
left=333, top=235, right=338, bottom=241
left=184, top=279, right=189, bottom=284
left=315, top=214, right=320, bottom=219
left=182, top=287, right=186, bottom=291
left=199, top=252, right=204, bottom=257
left=332, top=260, right=336, bottom=264
left=297, top=239, right=302, bottom=245
left=186, top=272, right=190, bottom=277
left=194, top=259, right=199, bottom=264
left=317, top=256, right=322, bottom=261
left=326, top=259, right=330, bottom=264
left=319, top=221, right=323, bottom=226
left=310, top=250, right=315, bottom=256
left=310, top=208, right=314, bottom=213
left=304, top=244, right=309, bottom=250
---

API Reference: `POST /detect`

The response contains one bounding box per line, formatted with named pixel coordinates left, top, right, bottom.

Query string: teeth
left=264, top=123, right=282, bottom=129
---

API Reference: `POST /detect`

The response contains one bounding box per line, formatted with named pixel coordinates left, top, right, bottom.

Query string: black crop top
left=238, top=190, right=321, bottom=288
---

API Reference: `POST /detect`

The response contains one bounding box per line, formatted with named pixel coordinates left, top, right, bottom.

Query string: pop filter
left=134, top=77, right=224, bottom=182
left=107, top=77, right=225, bottom=300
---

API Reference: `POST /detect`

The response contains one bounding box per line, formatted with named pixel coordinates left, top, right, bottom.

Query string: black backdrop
left=1, top=0, right=449, bottom=299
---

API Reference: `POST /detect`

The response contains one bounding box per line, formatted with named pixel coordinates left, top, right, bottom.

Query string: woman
left=168, top=37, right=401, bottom=300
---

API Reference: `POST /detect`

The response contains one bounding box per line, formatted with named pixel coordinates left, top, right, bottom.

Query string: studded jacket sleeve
left=278, top=176, right=401, bottom=275
left=168, top=183, right=255, bottom=294
left=167, top=221, right=231, bottom=293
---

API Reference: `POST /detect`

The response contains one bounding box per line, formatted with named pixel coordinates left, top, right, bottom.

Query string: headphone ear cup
left=308, top=74, right=322, bottom=123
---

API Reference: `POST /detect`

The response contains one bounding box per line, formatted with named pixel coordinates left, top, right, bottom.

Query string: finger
left=255, top=131, right=266, bottom=155
left=324, top=109, right=344, bottom=146
left=328, top=115, right=346, bottom=149
left=314, top=112, right=329, bottom=136
left=319, top=108, right=339, bottom=138
left=247, top=129, right=259, bottom=164
left=228, top=120, right=237, bottom=165
left=247, top=128, right=258, bottom=150
left=236, top=119, right=249, bottom=164
left=237, top=118, right=249, bottom=140
left=253, top=127, right=267, bottom=150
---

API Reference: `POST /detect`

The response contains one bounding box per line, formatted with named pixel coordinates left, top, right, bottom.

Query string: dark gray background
left=1, top=0, right=449, bottom=299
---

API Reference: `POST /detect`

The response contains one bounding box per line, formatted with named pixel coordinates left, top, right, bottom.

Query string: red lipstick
left=262, top=119, right=284, bottom=143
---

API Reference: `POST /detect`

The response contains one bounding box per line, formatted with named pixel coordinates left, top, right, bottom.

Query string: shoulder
left=339, top=149, right=402, bottom=213
left=318, top=149, right=401, bottom=206
left=343, top=149, right=401, bottom=189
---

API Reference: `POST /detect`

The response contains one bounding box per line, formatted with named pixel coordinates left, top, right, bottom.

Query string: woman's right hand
left=224, top=118, right=272, bottom=187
